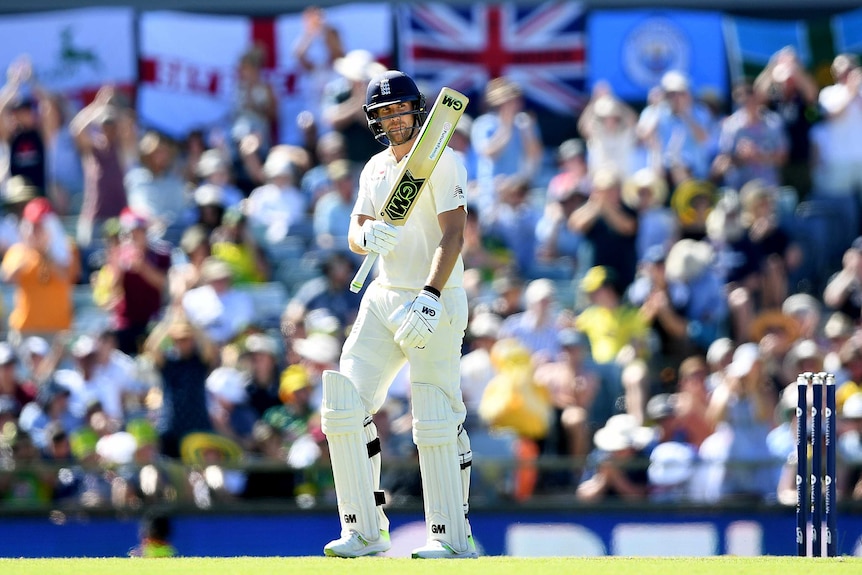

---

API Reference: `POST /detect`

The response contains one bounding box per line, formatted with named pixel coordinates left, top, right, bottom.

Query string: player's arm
left=424, top=206, right=467, bottom=293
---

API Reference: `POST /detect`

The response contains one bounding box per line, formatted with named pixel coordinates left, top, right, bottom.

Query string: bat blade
left=350, top=87, right=469, bottom=293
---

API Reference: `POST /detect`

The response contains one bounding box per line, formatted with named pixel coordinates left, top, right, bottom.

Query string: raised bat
left=350, top=87, right=469, bottom=293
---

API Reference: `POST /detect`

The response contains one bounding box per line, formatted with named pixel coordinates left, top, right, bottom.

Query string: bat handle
left=350, top=252, right=379, bottom=293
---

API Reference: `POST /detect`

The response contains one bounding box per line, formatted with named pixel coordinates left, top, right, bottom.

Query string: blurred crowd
left=0, top=13, right=861, bottom=511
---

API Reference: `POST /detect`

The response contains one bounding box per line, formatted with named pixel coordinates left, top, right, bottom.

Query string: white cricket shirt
left=353, top=146, right=468, bottom=290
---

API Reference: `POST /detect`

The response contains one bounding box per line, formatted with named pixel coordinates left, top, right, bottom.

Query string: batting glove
left=361, top=220, right=401, bottom=256
left=394, top=288, right=442, bottom=349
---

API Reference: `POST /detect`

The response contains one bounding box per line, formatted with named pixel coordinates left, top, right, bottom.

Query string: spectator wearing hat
left=181, top=257, right=254, bottom=345
left=711, top=78, right=788, bottom=191
left=0, top=57, right=46, bottom=194
left=194, top=149, right=244, bottom=210
left=700, top=342, right=778, bottom=502
left=101, top=208, right=170, bottom=355
left=622, top=168, right=676, bottom=264
left=569, top=168, right=639, bottom=293
left=301, top=131, right=353, bottom=206
left=206, top=366, right=259, bottom=449
left=575, top=413, right=654, bottom=502
left=262, top=364, right=317, bottom=443
left=69, top=86, right=128, bottom=248
left=245, top=145, right=309, bottom=246
left=242, top=332, right=283, bottom=417
left=0, top=342, right=36, bottom=418
left=663, top=238, right=728, bottom=351
left=143, top=310, right=218, bottom=458
left=210, top=209, right=269, bottom=285
left=471, top=77, right=543, bottom=216
left=312, top=158, right=356, bottom=249
left=578, top=81, right=639, bottom=178
left=637, top=70, right=713, bottom=186
left=499, top=278, right=565, bottom=365
left=823, top=311, right=855, bottom=374
left=192, top=183, right=227, bottom=234
left=1, top=197, right=79, bottom=337
left=320, top=48, right=386, bottom=164
left=669, top=178, right=716, bottom=242
left=533, top=328, right=601, bottom=487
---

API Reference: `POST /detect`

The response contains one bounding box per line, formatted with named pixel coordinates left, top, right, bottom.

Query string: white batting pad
left=458, top=424, right=473, bottom=520
left=412, top=383, right=469, bottom=551
left=321, top=370, right=384, bottom=539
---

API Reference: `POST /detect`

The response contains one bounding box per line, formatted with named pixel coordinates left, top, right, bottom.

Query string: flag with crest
left=398, top=2, right=586, bottom=113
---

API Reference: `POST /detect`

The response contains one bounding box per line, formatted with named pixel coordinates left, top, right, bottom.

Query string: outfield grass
left=0, top=557, right=860, bottom=575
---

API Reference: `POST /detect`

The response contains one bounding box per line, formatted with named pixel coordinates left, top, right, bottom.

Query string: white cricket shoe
left=411, top=536, right=478, bottom=559
left=324, top=530, right=391, bottom=558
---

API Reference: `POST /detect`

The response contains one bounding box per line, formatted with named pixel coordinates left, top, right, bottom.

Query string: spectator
left=41, top=92, right=83, bottom=216
left=471, top=77, right=543, bottom=216
left=672, top=356, right=715, bottom=448
left=124, top=131, right=187, bottom=233
left=292, top=6, right=344, bottom=138
left=0, top=176, right=38, bottom=256
left=312, top=159, right=354, bottom=249
left=482, top=175, right=542, bottom=279
left=533, top=328, right=601, bottom=487
left=0, top=342, right=35, bottom=418
left=646, top=440, right=697, bottom=503
left=18, top=381, right=80, bottom=453
left=534, top=171, right=588, bottom=278
left=814, top=54, right=862, bottom=201
left=231, top=45, right=278, bottom=164
left=637, top=70, right=712, bottom=187
left=181, top=257, right=255, bottom=346
left=569, top=169, right=638, bottom=292
left=143, top=311, right=217, bottom=459
left=206, top=366, right=259, bottom=449
left=301, top=131, right=352, bottom=205
left=622, top=168, right=676, bottom=263
left=242, top=332, right=283, bottom=417
left=823, top=236, right=862, bottom=322
left=167, top=224, right=211, bottom=300
left=546, top=138, right=588, bottom=209
left=754, top=46, right=819, bottom=198
left=837, top=392, right=862, bottom=500
left=319, top=49, right=386, bottom=164
left=711, top=78, right=788, bottom=190
left=460, top=312, right=504, bottom=419
left=499, top=278, right=564, bottom=365
left=0, top=56, right=46, bottom=194
left=700, top=343, right=778, bottom=502
left=575, top=414, right=654, bottom=502
left=210, top=209, right=269, bottom=285
left=245, top=147, right=308, bottom=245
left=578, top=82, right=640, bottom=177
left=69, top=87, right=127, bottom=248
left=286, top=250, right=361, bottom=330
left=669, top=178, right=716, bottom=242
left=575, top=266, right=649, bottom=366
left=101, top=209, right=170, bottom=355
left=191, top=184, right=226, bottom=235
left=194, top=148, right=244, bottom=209
left=1, top=197, right=78, bottom=338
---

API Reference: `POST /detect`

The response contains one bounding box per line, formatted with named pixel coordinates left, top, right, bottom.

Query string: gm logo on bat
left=383, top=170, right=426, bottom=221
left=442, top=94, right=464, bottom=110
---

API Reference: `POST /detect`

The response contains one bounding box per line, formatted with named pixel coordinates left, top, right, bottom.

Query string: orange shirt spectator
left=1, top=198, right=78, bottom=335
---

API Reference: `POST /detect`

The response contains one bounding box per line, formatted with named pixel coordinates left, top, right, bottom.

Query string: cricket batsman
left=321, top=70, right=476, bottom=559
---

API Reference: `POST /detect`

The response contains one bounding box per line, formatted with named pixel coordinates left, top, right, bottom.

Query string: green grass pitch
left=0, top=557, right=860, bottom=575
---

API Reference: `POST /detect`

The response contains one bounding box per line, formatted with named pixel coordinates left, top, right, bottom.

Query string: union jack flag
left=398, top=2, right=587, bottom=114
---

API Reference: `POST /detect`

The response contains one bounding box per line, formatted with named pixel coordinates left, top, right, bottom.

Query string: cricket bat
left=350, top=87, right=469, bottom=293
